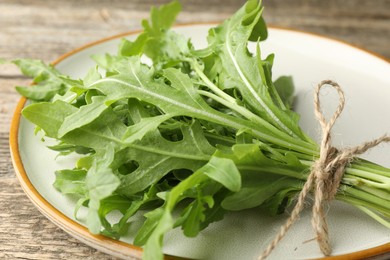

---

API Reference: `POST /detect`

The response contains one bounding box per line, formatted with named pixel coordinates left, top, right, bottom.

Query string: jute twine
left=259, top=80, right=390, bottom=260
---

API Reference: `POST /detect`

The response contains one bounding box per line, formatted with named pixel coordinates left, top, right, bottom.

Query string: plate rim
left=9, top=23, right=390, bottom=260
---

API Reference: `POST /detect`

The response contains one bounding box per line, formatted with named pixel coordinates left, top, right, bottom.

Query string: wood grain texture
left=1, top=0, right=389, bottom=259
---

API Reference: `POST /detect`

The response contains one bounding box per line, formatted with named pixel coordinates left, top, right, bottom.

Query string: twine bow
left=259, top=80, right=390, bottom=260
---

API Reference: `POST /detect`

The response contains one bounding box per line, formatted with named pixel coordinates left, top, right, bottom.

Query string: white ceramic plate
left=10, top=25, right=390, bottom=260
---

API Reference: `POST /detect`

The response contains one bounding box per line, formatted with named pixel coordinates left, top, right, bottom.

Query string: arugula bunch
left=14, top=0, right=390, bottom=259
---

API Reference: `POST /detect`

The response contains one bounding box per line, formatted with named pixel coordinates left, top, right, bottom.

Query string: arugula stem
left=235, top=123, right=317, bottom=155
left=351, top=160, right=390, bottom=178
left=237, top=165, right=307, bottom=180
left=345, top=168, right=390, bottom=186
left=337, top=194, right=390, bottom=222
left=344, top=174, right=390, bottom=190
left=197, top=89, right=265, bottom=124
left=255, top=141, right=288, bottom=162
left=203, top=132, right=236, bottom=146
left=341, top=186, right=390, bottom=212
left=300, top=159, right=390, bottom=188
left=356, top=206, right=390, bottom=228
left=192, top=61, right=237, bottom=104
left=354, top=185, right=390, bottom=201
left=299, top=159, right=390, bottom=207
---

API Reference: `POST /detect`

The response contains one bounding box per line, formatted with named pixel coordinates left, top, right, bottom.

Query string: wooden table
left=1, top=0, right=389, bottom=259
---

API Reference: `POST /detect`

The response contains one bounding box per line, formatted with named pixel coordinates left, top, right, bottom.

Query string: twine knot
left=259, top=80, right=390, bottom=260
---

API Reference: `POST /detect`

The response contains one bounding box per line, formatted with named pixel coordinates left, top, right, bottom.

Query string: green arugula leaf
left=274, top=76, right=295, bottom=109
left=13, top=59, right=68, bottom=101
left=115, top=122, right=216, bottom=196
left=118, top=0, right=184, bottom=64
left=118, top=34, right=149, bottom=57
left=147, top=0, right=181, bottom=32
left=16, top=83, right=64, bottom=101
left=21, top=100, right=77, bottom=138
left=122, top=114, right=175, bottom=143
left=180, top=192, right=214, bottom=237
left=58, top=96, right=109, bottom=138
left=83, top=66, right=102, bottom=86
left=141, top=155, right=241, bottom=260
left=134, top=207, right=165, bottom=247
left=203, top=157, right=241, bottom=192
left=197, top=0, right=310, bottom=141
left=13, top=59, right=60, bottom=82
left=221, top=175, right=300, bottom=211
left=85, top=145, right=121, bottom=233
left=141, top=209, right=172, bottom=260
left=262, top=186, right=302, bottom=215
left=54, top=169, right=87, bottom=195
left=48, top=143, right=93, bottom=156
